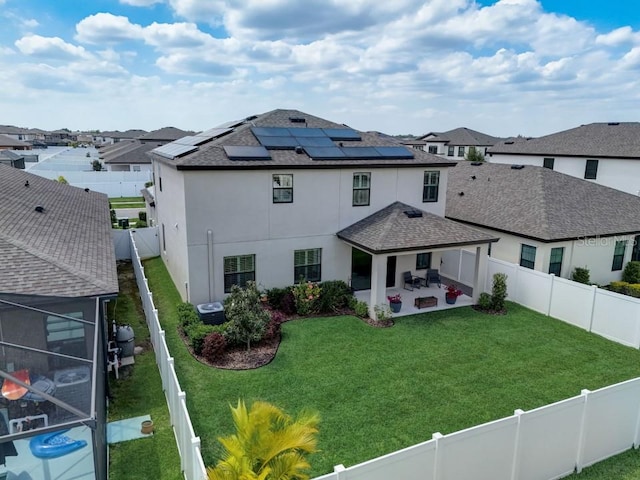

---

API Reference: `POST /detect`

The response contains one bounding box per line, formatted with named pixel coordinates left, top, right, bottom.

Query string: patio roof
left=337, top=201, right=499, bottom=254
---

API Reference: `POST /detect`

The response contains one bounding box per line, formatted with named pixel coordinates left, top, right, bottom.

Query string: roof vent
left=471, top=175, right=476, bottom=180
left=470, top=162, right=483, bottom=166
left=35, top=205, right=44, bottom=213
left=504, top=141, right=514, bottom=144
left=608, top=122, right=620, bottom=126
left=245, top=115, right=258, bottom=121
left=511, top=164, right=525, bottom=170
left=289, top=117, right=306, bottom=123
left=295, top=146, right=304, bottom=154
left=458, top=192, right=465, bottom=196
left=404, top=209, right=423, bottom=218
left=24, top=180, right=29, bottom=187
left=84, top=188, right=90, bottom=192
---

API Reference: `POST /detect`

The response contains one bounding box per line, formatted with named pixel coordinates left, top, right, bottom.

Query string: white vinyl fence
left=314, top=378, right=640, bottom=480
left=27, top=169, right=151, bottom=197
left=113, top=227, right=160, bottom=260
left=129, top=231, right=207, bottom=480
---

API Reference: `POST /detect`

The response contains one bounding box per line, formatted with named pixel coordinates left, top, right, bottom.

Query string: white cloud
left=120, top=0, right=163, bottom=6
left=596, top=27, right=640, bottom=47
left=15, top=35, right=91, bottom=61
left=144, top=22, right=214, bottom=48
left=75, top=13, right=145, bottom=44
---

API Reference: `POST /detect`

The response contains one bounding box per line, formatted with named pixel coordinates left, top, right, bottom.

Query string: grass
left=107, top=263, right=182, bottom=480
left=564, top=448, right=640, bottom=479
left=110, top=196, right=144, bottom=203
left=142, top=257, right=640, bottom=477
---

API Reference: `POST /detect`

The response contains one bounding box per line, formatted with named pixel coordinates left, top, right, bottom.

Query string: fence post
left=575, top=389, right=591, bottom=473
left=333, top=464, right=346, bottom=479
left=547, top=274, right=555, bottom=316
left=510, top=409, right=524, bottom=480
left=588, top=285, right=598, bottom=333
left=432, top=432, right=443, bottom=480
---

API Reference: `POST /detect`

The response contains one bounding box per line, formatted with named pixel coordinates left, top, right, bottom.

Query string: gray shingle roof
left=420, top=128, right=504, bottom=146
left=101, top=140, right=159, bottom=164
left=0, top=165, right=118, bottom=297
left=337, top=201, right=498, bottom=254
left=446, top=162, right=640, bottom=241
left=150, top=109, right=455, bottom=170
left=139, top=127, right=193, bottom=142
left=488, top=122, right=640, bottom=158
left=0, top=134, right=30, bottom=148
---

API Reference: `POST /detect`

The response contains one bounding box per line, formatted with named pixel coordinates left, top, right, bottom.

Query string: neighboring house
left=0, top=164, right=118, bottom=480
left=446, top=162, right=640, bottom=285
left=141, top=184, right=157, bottom=226
left=93, top=130, right=147, bottom=146
left=0, top=134, right=31, bottom=151
left=44, top=130, right=76, bottom=146
left=0, top=150, right=25, bottom=169
left=148, top=109, right=497, bottom=315
left=101, top=127, right=192, bottom=172
left=408, top=127, right=504, bottom=159
left=487, top=122, right=640, bottom=195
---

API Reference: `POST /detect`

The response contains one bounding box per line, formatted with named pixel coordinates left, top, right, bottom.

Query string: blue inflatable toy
left=29, top=429, right=87, bottom=459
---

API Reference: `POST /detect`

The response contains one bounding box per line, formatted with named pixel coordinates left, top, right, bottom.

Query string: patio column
left=369, top=254, right=387, bottom=320
left=473, top=243, right=489, bottom=302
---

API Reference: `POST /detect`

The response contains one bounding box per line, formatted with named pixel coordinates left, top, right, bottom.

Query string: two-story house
left=147, top=109, right=497, bottom=316
left=487, top=122, right=640, bottom=195
left=407, top=127, right=504, bottom=159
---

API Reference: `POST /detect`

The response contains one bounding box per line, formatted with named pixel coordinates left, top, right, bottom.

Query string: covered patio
left=337, top=202, right=499, bottom=319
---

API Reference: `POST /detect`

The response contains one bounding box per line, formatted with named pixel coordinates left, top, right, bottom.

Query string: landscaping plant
left=571, top=267, right=591, bottom=285
left=224, top=281, right=271, bottom=351
left=491, top=273, right=508, bottom=312
left=207, top=400, right=319, bottom=480
left=622, top=261, right=640, bottom=284
left=292, top=280, right=321, bottom=316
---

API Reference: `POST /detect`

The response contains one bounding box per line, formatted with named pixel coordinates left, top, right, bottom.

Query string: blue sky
left=1, top=0, right=639, bottom=136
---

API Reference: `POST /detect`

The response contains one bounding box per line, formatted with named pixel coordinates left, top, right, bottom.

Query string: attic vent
left=404, top=209, right=423, bottom=218
left=24, top=180, right=29, bottom=187
left=295, top=146, right=304, bottom=154
left=245, top=115, right=258, bottom=121
left=35, top=205, right=44, bottom=213
left=511, top=165, right=525, bottom=170
left=504, top=141, right=514, bottom=144
left=289, top=117, right=306, bottom=123
left=608, top=122, right=620, bottom=126
left=470, top=162, right=483, bottom=166
left=84, top=188, right=90, bottom=192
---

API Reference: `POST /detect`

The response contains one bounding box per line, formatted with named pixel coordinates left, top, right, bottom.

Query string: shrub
left=373, top=304, right=392, bottom=322
left=224, top=281, right=271, bottom=351
left=266, top=287, right=289, bottom=310
left=609, top=281, right=630, bottom=294
left=572, top=267, right=590, bottom=285
left=144, top=181, right=154, bottom=188
left=347, top=295, right=359, bottom=310
left=292, top=280, right=321, bottom=316
left=184, top=323, right=217, bottom=355
left=317, top=280, right=352, bottom=313
left=353, top=300, right=369, bottom=318
left=177, top=302, right=200, bottom=327
left=202, top=332, right=227, bottom=362
left=627, top=284, right=640, bottom=298
left=622, top=261, right=640, bottom=284
left=491, top=273, right=508, bottom=311
left=477, top=292, right=492, bottom=311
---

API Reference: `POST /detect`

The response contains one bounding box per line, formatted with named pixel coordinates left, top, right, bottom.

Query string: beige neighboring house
left=408, top=127, right=504, bottom=159
left=487, top=122, right=640, bottom=195
left=0, top=134, right=31, bottom=151
left=146, top=109, right=497, bottom=316
left=447, top=162, right=640, bottom=286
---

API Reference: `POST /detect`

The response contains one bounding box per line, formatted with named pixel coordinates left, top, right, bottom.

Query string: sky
left=0, top=0, right=639, bottom=137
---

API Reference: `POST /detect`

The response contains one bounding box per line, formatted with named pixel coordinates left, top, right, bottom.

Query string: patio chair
left=402, top=271, right=422, bottom=291
left=424, top=268, right=442, bottom=288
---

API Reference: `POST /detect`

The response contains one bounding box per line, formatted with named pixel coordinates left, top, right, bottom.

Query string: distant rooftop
left=419, top=127, right=504, bottom=146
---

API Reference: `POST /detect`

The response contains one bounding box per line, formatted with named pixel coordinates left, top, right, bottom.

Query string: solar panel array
left=223, top=146, right=271, bottom=161
left=153, top=127, right=233, bottom=159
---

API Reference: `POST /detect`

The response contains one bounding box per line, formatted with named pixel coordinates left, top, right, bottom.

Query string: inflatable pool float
left=29, top=430, right=87, bottom=459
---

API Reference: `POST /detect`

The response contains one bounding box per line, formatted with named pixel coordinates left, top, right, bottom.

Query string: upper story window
left=612, top=240, right=626, bottom=271
left=447, top=146, right=454, bottom=156
left=273, top=174, right=293, bottom=203
left=584, top=159, right=598, bottom=179
left=352, top=172, right=371, bottom=206
left=294, top=248, right=322, bottom=283
left=543, top=158, right=554, bottom=169
left=224, top=254, right=256, bottom=293
left=428, top=146, right=438, bottom=154
left=458, top=146, right=465, bottom=157
left=520, top=244, right=536, bottom=269
left=422, top=171, right=440, bottom=203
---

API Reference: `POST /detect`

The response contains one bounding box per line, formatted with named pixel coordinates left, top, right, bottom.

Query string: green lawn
left=110, top=196, right=144, bottom=203
left=107, top=263, right=182, bottom=480
left=143, top=257, right=640, bottom=477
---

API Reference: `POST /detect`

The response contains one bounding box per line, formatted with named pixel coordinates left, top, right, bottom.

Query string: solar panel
left=289, top=128, right=327, bottom=138
left=198, top=127, right=233, bottom=138
left=374, top=146, right=415, bottom=159
left=341, top=147, right=382, bottom=158
left=153, top=143, right=198, bottom=159
left=323, top=128, right=361, bottom=141
left=174, top=136, right=212, bottom=146
left=255, top=135, right=300, bottom=149
left=296, top=136, right=335, bottom=147
left=216, top=119, right=244, bottom=129
left=251, top=127, right=292, bottom=137
left=303, top=146, right=346, bottom=159
left=223, top=146, right=271, bottom=160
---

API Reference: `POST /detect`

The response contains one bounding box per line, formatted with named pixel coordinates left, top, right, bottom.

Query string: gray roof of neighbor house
left=446, top=162, right=640, bottom=242
left=0, top=165, right=118, bottom=297
left=420, top=127, right=504, bottom=146
left=149, top=109, right=456, bottom=170
left=337, top=201, right=498, bottom=254
left=0, top=134, right=30, bottom=148
left=488, top=122, right=640, bottom=159
left=101, top=127, right=192, bottom=164
left=138, top=127, right=194, bottom=142
left=102, top=129, right=148, bottom=139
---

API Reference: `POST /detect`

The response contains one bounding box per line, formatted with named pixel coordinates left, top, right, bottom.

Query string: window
left=548, top=247, right=564, bottom=276
left=585, top=159, right=598, bottom=179
left=422, top=171, right=440, bottom=203
left=46, top=312, right=86, bottom=369
left=520, top=244, right=536, bottom=269
left=543, top=158, right=554, bottom=169
left=428, top=146, right=438, bottom=154
left=458, top=146, right=465, bottom=157
left=273, top=174, right=293, bottom=203
left=416, top=252, right=432, bottom=270
left=632, top=235, right=640, bottom=261
left=447, top=146, right=454, bottom=156
left=353, top=172, right=370, bottom=206
left=413, top=145, right=424, bottom=151
left=158, top=164, right=162, bottom=192
left=162, top=223, right=166, bottom=251
left=612, top=240, right=626, bottom=271
left=132, top=165, right=141, bottom=172
left=294, top=248, right=322, bottom=282
left=224, top=254, right=256, bottom=293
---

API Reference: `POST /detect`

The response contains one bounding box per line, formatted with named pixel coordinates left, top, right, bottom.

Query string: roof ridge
left=0, top=230, right=115, bottom=292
